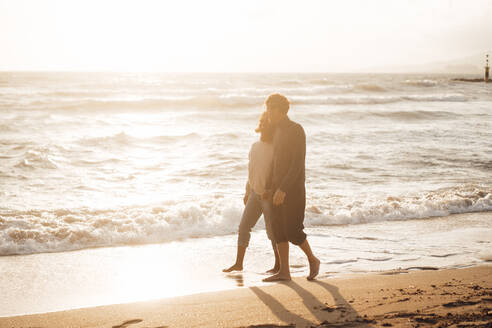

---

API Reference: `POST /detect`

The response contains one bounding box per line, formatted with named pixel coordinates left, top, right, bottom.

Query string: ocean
left=0, top=72, right=491, bottom=316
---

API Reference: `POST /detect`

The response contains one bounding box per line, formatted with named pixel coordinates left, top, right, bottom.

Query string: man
left=263, top=93, right=320, bottom=282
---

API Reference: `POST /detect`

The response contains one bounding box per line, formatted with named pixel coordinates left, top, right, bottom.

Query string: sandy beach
left=1, top=265, right=490, bottom=328
left=2, top=0, right=492, bottom=327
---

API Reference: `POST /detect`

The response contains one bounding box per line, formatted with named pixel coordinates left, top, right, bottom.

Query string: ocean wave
left=353, top=83, right=386, bottom=92
left=403, top=79, right=438, bottom=87
left=308, top=185, right=491, bottom=226
left=75, top=158, right=123, bottom=165
left=279, top=79, right=303, bottom=86
left=0, top=123, right=16, bottom=132
left=78, top=132, right=200, bottom=147
left=78, top=132, right=133, bottom=146
left=0, top=185, right=490, bottom=256
left=0, top=202, right=243, bottom=256
left=402, top=94, right=468, bottom=102
left=13, top=149, right=58, bottom=169
left=8, top=90, right=470, bottom=112
left=307, top=109, right=460, bottom=122
left=24, top=95, right=266, bottom=111
left=5, top=143, right=72, bottom=169
left=48, top=90, right=114, bottom=98
left=308, top=78, right=337, bottom=85
left=291, top=94, right=468, bottom=105
left=372, top=110, right=458, bottom=120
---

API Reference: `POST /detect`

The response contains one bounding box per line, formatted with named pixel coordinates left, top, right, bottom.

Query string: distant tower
left=486, top=54, right=490, bottom=82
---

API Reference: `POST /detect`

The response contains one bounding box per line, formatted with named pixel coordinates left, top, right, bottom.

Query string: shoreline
left=1, top=265, right=491, bottom=328
left=1, top=211, right=491, bottom=318
left=2, top=210, right=491, bottom=257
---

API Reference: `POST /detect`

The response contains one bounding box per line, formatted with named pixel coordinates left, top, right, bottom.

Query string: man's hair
left=265, top=93, right=290, bottom=114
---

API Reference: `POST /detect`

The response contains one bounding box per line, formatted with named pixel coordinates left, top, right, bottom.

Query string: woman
left=223, top=111, right=279, bottom=273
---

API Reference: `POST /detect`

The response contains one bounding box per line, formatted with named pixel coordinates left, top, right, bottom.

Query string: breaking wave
left=0, top=185, right=490, bottom=256
left=13, top=149, right=59, bottom=169
left=6, top=91, right=470, bottom=112
left=308, top=185, right=491, bottom=226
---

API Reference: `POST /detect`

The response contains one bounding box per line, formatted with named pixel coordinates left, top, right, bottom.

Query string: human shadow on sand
left=250, top=285, right=315, bottom=327
left=249, top=280, right=374, bottom=328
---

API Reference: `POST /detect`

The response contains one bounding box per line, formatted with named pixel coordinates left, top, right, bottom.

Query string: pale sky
left=0, top=0, right=491, bottom=72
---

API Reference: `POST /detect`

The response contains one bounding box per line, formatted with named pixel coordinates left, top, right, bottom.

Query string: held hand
left=272, top=189, right=286, bottom=206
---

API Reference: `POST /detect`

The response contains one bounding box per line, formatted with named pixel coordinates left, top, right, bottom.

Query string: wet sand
left=1, top=265, right=491, bottom=327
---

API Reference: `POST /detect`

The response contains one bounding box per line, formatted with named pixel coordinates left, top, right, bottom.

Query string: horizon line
left=0, top=70, right=484, bottom=75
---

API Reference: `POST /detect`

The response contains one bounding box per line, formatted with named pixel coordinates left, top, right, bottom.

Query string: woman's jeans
left=238, top=190, right=274, bottom=248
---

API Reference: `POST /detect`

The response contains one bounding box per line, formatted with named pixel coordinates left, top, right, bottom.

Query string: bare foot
left=223, top=263, right=243, bottom=272
left=266, top=266, right=280, bottom=274
left=262, top=272, right=291, bottom=282
left=307, top=257, right=320, bottom=280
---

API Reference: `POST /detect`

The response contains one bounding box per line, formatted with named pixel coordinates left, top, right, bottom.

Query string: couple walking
left=224, top=93, right=320, bottom=282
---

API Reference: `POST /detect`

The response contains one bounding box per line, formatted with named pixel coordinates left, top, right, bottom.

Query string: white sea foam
left=0, top=186, right=489, bottom=256
left=308, top=186, right=492, bottom=226
left=13, top=149, right=59, bottom=169
left=1, top=72, right=491, bottom=258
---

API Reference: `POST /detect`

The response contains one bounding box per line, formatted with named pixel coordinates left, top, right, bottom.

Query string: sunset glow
left=0, top=1, right=491, bottom=325
left=1, top=0, right=491, bottom=72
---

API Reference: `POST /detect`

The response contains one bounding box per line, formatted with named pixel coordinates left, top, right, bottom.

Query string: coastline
left=0, top=211, right=491, bottom=319
left=1, top=265, right=491, bottom=328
